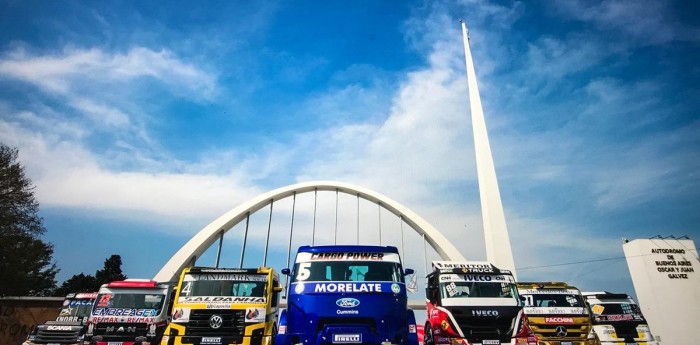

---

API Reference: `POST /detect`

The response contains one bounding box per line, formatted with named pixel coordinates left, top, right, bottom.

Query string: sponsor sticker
left=179, top=296, right=266, bottom=304
left=446, top=282, right=459, bottom=297
left=279, top=325, right=287, bottom=334
left=336, top=309, right=359, bottom=315
left=523, top=307, right=586, bottom=315
left=92, top=308, right=158, bottom=317
left=591, top=304, right=605, bottom=315
left=296, top=252, right=401, bottom=263
left=333, top=334, right=362, bottom=343
left=184, top=274, right=268, bottom=282
left=245, top=307, right=265, bottom=323
left=545, top=317, right=574, bottom=324
left=409, top=325, right=416, bottom=333
left=313, top=282, right=382, bottom=293
left=171, top=308, right=190, bottom=322
left=295, top=283, right=305, bottom=294
left=391, top=283, right=401, bottom=294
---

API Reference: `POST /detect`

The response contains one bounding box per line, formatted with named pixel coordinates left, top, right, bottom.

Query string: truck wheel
left=424, top=324, right=435, bottom=345
left=271, top=324, right=277, bottom=345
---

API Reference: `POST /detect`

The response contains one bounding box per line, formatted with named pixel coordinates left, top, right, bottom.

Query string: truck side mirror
left=273, top=286, right=284, bottom=293
left=403, top=268, right=415, bottom=276
left=281, top=268, right=291, bottom=276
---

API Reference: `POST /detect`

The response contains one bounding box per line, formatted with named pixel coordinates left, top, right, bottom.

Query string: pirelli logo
left=333, top=334, right=362, bottom=343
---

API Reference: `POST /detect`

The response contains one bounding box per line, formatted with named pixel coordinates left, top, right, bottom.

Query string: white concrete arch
left=153, top=181, right=466, bottom=283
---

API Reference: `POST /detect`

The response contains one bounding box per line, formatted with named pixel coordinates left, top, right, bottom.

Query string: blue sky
left=1, top=0, right=699, bottom=299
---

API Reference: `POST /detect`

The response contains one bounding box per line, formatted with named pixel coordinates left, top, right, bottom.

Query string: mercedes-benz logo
left=209, top=315, right=223, bottom=329
left=555, top=325, right=568, bottom=337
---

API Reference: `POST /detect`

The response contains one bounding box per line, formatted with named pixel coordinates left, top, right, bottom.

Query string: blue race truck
left=277, top=245, right=419, bottom=345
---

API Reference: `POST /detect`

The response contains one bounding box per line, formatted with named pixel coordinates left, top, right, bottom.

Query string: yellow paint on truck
left=161, top=266, right=282, bottom=345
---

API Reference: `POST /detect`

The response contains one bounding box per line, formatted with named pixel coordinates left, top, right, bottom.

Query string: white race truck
left=582, top=292, right=657, bottom=345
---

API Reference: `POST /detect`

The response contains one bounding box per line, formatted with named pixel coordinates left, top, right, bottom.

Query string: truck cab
left=23, top=292, right=97, bottom=345
left=161, top=266, right=282, bottom=345
left=582, top=292, right=656, bottom=345
left=423, top=261, right=523, bottom=345
left=516, top=282, right=599, bottom=345
left=83, top=279, right=173, bottom=345
left=277, top=245, right=419, bottom=345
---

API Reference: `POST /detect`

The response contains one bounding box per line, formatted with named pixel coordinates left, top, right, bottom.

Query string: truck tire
left=423, top=324, right=435, bottom=345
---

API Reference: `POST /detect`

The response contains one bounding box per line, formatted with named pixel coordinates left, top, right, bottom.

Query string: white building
left=623, top=238, right=700, bottom=344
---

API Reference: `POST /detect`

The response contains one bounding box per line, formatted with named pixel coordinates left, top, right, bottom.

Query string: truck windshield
left=590, top=302, right=645, bottom=323
left=58, top=298, right=94, bottom=318
left=180, top=274, right=268, bottom=297
left=293, top=261, right=402, bottom=282
left=440, top=281, right=516, bottom=298
left=94, top=293, right=165, bottom=316
left=522, top=293, right=585, bottom=308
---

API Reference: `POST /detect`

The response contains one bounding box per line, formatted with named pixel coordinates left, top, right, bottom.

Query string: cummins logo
left=336, top=298, right=360, bottom=308
left=471, top=310, right=499, bottom=317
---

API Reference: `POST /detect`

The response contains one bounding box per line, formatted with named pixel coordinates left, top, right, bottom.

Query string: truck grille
left=34, top=328, right=81, bottom=343
left=611, top=323, right=639, bottom=341
left=316, top=317, right=377, bottom=333
left=529, top=323, right=589, bottom=339
left=451, top=314, right=514, bottom=343
left=186, top=309, right=246, bottom=336
left=93, top=322, right=149, bottom=338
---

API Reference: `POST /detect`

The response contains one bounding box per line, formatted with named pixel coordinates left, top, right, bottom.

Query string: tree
left=95, top=255, right=127, bottom=283
left=0, top=143, right=58, bottom=296
left=54, top=254, right=128, bottom=296
left=53, top=273, right=98, bottom=296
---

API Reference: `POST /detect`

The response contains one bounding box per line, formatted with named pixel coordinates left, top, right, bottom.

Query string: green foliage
left=54, top=273, right=99, bottom=296
left=95, top=254, right=128, bottom=283
left=0, top=143, right=58, bottom=296
left=54, top=254, right=128, bottom=296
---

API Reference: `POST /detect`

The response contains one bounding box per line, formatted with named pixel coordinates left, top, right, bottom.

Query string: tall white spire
left=461, top=21, right=517, bottom=278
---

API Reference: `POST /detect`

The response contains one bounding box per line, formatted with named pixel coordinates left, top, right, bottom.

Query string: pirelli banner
left=623, top=238, right=700, bottom=345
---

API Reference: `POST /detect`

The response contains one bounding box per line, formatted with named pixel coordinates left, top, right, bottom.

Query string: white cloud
left=554, top=0, right=700, bottom=44
left=0, top=47, right=216, bottom=97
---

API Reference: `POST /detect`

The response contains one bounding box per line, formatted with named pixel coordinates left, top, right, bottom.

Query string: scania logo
left=209, top=315, right=223, bottom=329
left=336, top=298, right=360, bottom=308
left=555, top=326, right=568, bottom=337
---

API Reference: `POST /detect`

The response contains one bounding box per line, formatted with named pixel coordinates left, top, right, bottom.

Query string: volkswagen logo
left=209, top=315, right=223, bottom=329
left=555, top=325, right=568, bottom=337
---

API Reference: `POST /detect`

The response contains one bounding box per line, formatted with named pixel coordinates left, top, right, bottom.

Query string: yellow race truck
left=516, top=282, right=599, bottom=345
left=161, top=267, right=282, bottom=345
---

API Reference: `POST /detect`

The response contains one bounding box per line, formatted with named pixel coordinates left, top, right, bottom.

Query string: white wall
left=623, top=238, right=700, bottom=345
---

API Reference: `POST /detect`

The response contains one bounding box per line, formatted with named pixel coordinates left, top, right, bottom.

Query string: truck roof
left=430, top=261, right=513, bottom=275
left=101, top=279, right=170, bottom=290
left=516, top=281, right=580, bottom=290
left=582, top=291, right=632, bottom=300
left=297, top=245, right=399, bottom=254
left=185, top=267, right=270, bottom=274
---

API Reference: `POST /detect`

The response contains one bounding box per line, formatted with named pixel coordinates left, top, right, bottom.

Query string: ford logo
left=336, top=298, right=360, bottom=308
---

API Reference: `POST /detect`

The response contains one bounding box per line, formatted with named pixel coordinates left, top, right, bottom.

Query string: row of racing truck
left=23, top=245, right=657, bottom=345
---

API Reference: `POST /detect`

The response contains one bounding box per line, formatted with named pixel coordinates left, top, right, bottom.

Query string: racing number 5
left=297, top=263, right=311, bottom=281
